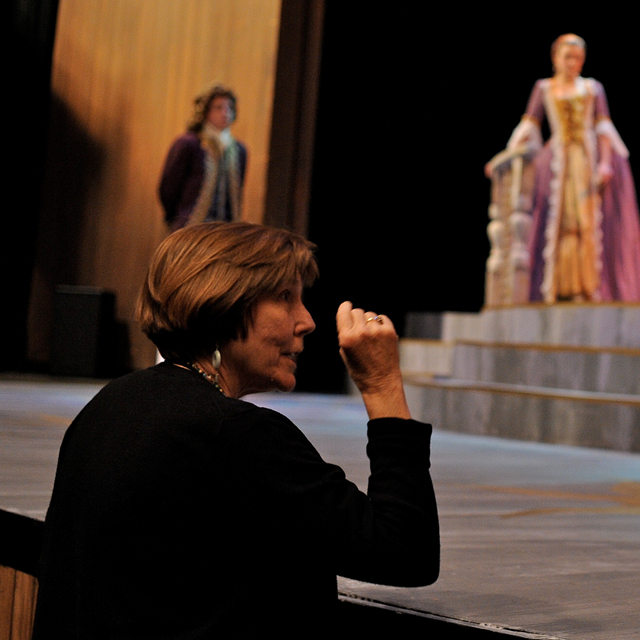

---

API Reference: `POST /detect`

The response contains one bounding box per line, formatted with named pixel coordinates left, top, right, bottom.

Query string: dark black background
left=296, top=6, right=639, bottom=391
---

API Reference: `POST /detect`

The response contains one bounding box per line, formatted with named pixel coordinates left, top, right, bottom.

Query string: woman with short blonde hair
left=33, top=221, right=440, bottom=637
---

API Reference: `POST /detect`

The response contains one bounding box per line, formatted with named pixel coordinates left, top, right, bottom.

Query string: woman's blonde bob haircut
left=136, top=222, right=318, bottom=362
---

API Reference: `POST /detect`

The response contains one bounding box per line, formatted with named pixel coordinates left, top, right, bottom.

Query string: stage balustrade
left=484, top=145, right=537, bottom=308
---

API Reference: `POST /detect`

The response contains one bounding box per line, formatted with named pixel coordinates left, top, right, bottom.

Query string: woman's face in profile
left=207, top=96, right=235, bottom=130
left=554, top=44, right=585, bottom=82
left=221, top=279, right=316, bottom=397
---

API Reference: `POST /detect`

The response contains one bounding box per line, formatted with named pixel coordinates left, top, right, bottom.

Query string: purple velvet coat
left=159, top=131, right=247, bottom=230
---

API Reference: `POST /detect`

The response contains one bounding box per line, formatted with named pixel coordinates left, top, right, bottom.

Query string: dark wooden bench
left=0, top=509, right=42, bottom=640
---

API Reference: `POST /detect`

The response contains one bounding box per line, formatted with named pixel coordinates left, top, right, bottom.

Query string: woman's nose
left=296, top=304, right=316, bottom=336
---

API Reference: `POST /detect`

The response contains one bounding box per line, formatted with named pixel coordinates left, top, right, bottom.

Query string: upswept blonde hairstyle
left=551, top=33, right=586, bottom=63
left=136, top=222, right=318, bottom=362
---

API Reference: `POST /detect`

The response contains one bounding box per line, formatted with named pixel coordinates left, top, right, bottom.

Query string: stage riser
left=401, top=304, right=640, bottom=451
left=452, top=344, right=640, bottom=395
left=440, top=305, right=640, bottom=349
left=406, top=385, right=640, bottom=453
left=399, top=340, right=454, bottom=377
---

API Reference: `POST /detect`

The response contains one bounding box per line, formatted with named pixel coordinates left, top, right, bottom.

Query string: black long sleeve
left=33, top=363, right=439, bottom=638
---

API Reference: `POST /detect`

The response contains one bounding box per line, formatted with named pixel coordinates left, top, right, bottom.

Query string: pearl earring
left=211, top=348, right=221, bottom=371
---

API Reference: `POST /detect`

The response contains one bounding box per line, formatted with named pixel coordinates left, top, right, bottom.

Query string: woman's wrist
left=361, top=376, right=411, bottom=420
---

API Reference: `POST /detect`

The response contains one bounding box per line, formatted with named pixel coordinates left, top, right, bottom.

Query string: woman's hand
left=336, top=301, right=411, bottom=420
left=597, top=135, right=613, bottom=186
left=597, top=161, right=613, bottom=186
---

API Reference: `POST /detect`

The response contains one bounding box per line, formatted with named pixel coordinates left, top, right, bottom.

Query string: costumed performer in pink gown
left=506, top=33, right=640, bottom=303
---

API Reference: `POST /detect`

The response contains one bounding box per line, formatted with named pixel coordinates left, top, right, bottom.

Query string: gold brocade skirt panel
left=553, top=143, right=600, bottom=300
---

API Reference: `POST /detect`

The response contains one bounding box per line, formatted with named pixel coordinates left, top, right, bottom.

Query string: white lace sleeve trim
left=595, top=119, right=630, bottom=158
left=507, top=118, right=543, bottom=152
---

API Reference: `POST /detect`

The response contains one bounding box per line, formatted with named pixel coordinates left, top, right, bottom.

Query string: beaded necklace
left=173, top=362, right=227, bottom=396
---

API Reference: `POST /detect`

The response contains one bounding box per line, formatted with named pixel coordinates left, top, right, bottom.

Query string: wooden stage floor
left=2, top=375, right=639, bottom=639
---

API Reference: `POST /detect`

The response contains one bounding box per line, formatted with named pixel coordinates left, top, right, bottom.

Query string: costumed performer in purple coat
left=159, top=83, right=247, bottom=230
left=506, top=34, right=640, bottom=303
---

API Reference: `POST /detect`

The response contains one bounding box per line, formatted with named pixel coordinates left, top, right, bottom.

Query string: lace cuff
left=507, top=116, right=543, bottom=152
left=595, top=118, right=629, bottom=158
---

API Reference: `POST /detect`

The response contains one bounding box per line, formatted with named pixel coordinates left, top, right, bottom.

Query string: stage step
left=401, top=339, right=640, bottom=394
left=452, top=341, right=640, bottom=394
left=439, top=303, right=640, bottom=348
left=401, top=304, right=640, bottom=453
left=404, top=375, right=640, bottom=453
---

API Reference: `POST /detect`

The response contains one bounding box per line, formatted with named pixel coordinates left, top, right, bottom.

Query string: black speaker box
left=51, top=285, right=117, bottom=377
